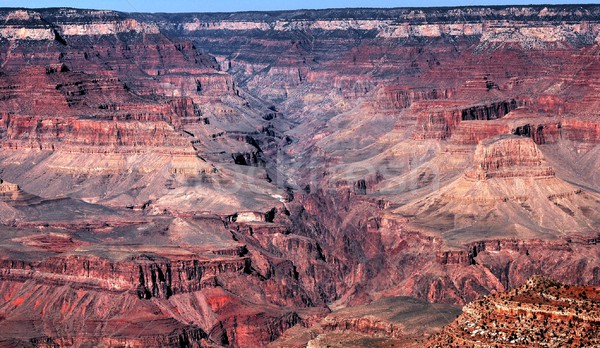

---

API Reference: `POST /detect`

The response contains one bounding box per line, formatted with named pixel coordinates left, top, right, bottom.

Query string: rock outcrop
left=466, top=135, right=555, bottom=180
left=414, top=100, right=518, bottom=140
left=427, top=276, right=600, bottom=347
left=397, top=135, right=600, bottom=234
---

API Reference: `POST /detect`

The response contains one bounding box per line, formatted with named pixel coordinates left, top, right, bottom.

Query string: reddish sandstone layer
left=414, top=100, right=518, bottom=140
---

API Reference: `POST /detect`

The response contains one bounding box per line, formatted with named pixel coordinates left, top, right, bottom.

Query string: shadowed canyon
left=0, top=5, right=598, bottom=347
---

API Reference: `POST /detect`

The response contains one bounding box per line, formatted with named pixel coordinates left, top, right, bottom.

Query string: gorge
left=0, top=5, right=598, bottom=347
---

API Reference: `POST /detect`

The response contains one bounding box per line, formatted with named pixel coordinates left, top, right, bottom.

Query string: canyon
left=0, top=4, right=598, bottom=347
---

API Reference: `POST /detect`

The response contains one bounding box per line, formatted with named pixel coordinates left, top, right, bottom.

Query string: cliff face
left=0, top=5, right=598, bottom=347
left=466, top=135, right=556, bottom=179
left=0, top=207, right=315, bottom=348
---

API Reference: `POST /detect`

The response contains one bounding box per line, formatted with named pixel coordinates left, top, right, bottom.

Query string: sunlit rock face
left=0, top=5, right=598, bottom=347
left=427, top=276, right=600, bottom=347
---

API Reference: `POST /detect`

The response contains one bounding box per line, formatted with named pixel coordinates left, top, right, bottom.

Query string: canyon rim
left=0, top=3, right=598, bottom=347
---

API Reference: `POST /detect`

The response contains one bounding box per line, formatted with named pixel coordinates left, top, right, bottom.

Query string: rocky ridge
left=427, top=276, right=600, bottom=347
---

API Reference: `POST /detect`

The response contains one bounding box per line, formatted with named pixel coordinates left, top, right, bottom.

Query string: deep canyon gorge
left=0, top=4, right=598, bottom=347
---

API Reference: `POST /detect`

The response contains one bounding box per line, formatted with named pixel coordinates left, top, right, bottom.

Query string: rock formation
left=394, top=134, right=599, bottom=240
left=427, top=276, right=600, bottom=347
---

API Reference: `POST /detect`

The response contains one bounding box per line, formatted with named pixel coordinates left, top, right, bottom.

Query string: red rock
left=427, top=276, right=600, bottom=347
left=413, top=100, right=518, bottom=140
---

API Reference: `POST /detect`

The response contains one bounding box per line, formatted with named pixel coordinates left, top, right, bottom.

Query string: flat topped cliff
left=0, top=4, right=598, bottom=347
left=468, top=135, right=556, bottom=179
left=40, top=5, right=600, bottom=21
left=1, top=5, right=600, bottom=41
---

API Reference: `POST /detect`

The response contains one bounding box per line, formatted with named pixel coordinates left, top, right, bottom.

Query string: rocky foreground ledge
left=427, top=276, right=600, bottom=347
